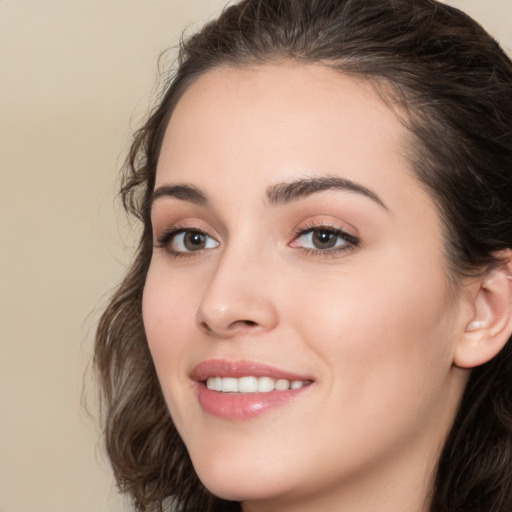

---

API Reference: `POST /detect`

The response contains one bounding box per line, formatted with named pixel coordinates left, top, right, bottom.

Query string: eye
left=299, top=229, right=344, bottom=250
left=156, top=228, right=219, bottom=255
left=291, top=225, right=359, bottom=254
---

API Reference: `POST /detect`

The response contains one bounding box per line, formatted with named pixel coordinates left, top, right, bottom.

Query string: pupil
left=313, top=230, right=336, bottom=249
left=184, top=232, right=205, bottom=250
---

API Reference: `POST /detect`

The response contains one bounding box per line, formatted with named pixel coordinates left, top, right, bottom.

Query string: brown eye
left=168, top=230, right=219, bottom=253
left=292, top=226, right=358, bottom=254
left=311, top=230, right=338, bottom=249
left=182, top=232, right=207, bottom=251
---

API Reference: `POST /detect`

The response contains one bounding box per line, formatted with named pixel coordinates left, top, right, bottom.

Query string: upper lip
left=191, top=359, right=313, bottom=382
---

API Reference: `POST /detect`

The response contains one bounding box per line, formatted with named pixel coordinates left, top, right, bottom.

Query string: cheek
left=143, top=258, right=199, bottom=333
left=142, top=265, right=193, bottom=378
left=281, top=267, right=458, bottom=477
left=294, top=260, right=455, bottom=404
left=142, top=265, right=201, bottom=429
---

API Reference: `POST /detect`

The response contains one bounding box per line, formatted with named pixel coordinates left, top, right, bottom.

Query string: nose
left=196, top=248, right=279, bottom=338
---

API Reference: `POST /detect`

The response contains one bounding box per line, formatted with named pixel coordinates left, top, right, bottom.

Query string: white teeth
left=205, top=376, right=309, bottom=393
left=238, top=376, right=258, bottom=393
left=257, top=376, right=275, bottom=392
left=221, top=377, right=238, bottom=392
left=275, top=379, right=290, bottom=391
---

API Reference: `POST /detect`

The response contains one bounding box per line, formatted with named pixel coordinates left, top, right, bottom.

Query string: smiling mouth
left=192, top=360, right=314, bottom=418
left=205, top=376, right=311, bottom=393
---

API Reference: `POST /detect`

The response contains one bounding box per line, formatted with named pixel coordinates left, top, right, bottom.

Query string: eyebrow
left=266, top=176, right=388, bottom=209
left=150, top=184, right=208, bottom=207
left=150, top=175, right=387, bottom=211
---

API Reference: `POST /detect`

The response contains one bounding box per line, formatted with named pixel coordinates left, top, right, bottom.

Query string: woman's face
left=143, top=64, right=469, bottom=511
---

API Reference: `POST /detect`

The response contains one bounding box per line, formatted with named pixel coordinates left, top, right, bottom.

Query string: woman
left=94, top=1, right=512, bottom=511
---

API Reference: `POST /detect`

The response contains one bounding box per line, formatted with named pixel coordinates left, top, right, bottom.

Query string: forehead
left=159, top=63, right=406, bottom=174
left=163, top=63, right=406, bottom=155
left=156, top=63, right=433, bottom=220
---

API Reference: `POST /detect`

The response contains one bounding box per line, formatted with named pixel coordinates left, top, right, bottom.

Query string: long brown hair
left=94, top=1, right=512, bottom=510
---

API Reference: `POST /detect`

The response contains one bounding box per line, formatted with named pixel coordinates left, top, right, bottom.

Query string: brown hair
left=94, top=1, right=512, bottom=511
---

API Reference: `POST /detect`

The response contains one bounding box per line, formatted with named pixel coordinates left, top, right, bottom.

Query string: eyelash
left=154, top=223, right=359, bottom=259
left=291, top=222, right=359, bottom=257
left=155, top=225, right=217, bottom=259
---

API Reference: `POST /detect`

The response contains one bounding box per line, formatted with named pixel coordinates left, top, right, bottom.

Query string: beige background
left=1, top=1, right=511, bottom=511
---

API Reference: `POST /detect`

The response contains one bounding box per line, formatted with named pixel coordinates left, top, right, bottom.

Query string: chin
left=191, top=451, right=294, bottom=503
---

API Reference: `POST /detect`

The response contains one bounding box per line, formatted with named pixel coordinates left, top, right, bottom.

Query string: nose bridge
left=196, top=233, right=278, bottom=336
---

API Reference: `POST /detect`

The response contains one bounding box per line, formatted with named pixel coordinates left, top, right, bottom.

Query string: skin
left=143, top=64, right=473, bottom=512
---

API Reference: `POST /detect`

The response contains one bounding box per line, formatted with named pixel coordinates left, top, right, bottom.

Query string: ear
left=454, top=253, right=512, bottom=369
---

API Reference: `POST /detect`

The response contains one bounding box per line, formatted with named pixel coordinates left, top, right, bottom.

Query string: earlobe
left=454, top=257, right=512, bottom=369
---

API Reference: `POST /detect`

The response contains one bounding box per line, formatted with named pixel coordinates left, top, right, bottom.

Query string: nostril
left=198, top=319, right=259, bottom=336
left=227, top=319, right=259, bottom=331
left=200, top=321, right=212, bottom=334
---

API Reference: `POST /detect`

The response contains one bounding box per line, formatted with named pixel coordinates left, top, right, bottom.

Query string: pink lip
left=191, top=359, right=313, bottom=420
left=191, top=359, right=312, bottom=382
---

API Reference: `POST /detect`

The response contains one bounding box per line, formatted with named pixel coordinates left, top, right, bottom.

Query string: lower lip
left=197, top=384, right=310, bottom=420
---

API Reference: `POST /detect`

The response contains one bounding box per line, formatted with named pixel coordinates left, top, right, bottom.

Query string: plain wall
left=1, top=1, right=511, bottom=511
